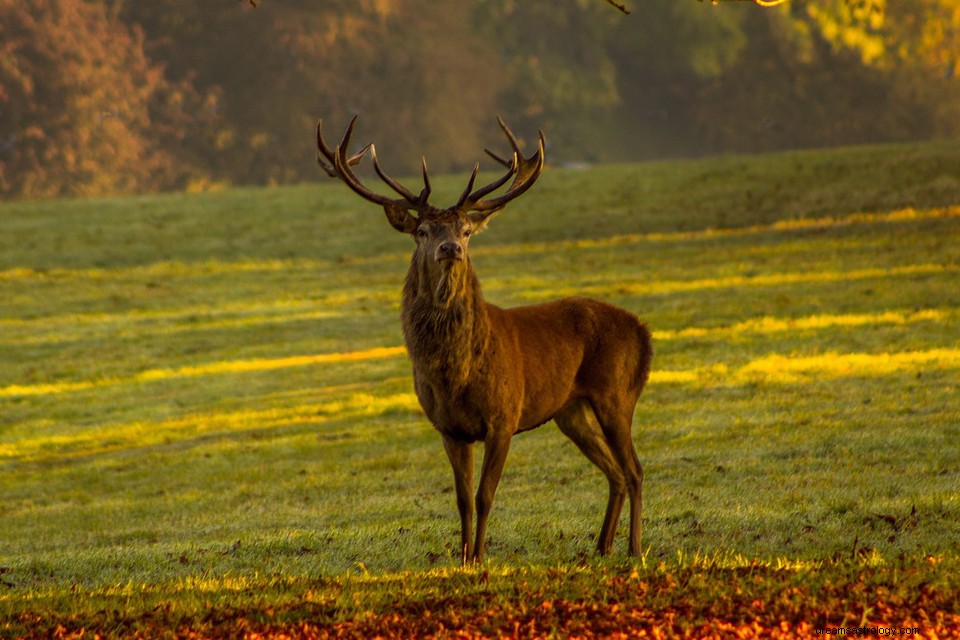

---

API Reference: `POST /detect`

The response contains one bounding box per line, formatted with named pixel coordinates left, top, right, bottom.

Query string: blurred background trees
left=0, top=0, right=203, bottom=198
left=1, top=0, right=957, bottom=199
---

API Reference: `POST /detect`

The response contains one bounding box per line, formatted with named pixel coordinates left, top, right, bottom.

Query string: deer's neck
left=400, top=256, right=490, bottom=388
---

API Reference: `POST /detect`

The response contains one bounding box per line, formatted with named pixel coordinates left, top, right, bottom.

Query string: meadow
left=1, top=139, right=959, bottom=637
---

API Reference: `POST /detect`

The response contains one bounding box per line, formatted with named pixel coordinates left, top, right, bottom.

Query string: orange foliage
left=7, top=565, right=960, bottom=639
left=0, top=0, right=197, bottom=198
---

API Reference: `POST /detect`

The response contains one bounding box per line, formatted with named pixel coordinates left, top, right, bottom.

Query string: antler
left=456, top=116, right=546, bottom=214
left=317, top=115, right=545, bottom=215
left=316, top=116, right=431, bottom=211
left=315, top=117, right=369, bottom=179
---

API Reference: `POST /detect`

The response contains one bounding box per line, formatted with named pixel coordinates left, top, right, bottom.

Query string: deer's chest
left=412, top=371, right=498, bottom=443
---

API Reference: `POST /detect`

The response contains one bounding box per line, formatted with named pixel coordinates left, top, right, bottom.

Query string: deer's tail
left=635, top=321, right=653, bottom=393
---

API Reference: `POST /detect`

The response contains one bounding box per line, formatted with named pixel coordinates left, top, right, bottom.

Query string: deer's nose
left=437, top=241, right=464, bottom=261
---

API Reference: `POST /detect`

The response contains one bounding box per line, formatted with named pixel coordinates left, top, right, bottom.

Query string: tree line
left=1, top=0, right=958, bottom=199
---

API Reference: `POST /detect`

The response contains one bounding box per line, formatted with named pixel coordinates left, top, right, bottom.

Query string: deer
left=316, top=116, right=653, bottom=564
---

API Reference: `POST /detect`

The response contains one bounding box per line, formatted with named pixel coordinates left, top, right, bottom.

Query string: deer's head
left=317, top=116, right=544, bottom=290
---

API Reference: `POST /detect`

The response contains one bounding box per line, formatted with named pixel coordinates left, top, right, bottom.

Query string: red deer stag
left=316, top=116, right=652, bottom=563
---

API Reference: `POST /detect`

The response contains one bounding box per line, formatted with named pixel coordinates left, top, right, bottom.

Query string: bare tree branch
left=605, top=0, right=631, bottom=14
left=606, top=0, right=793, bottom=14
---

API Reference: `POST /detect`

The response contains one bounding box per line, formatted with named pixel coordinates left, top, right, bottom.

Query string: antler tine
left=419, top=157, right=432, bottom=205
left=316, top=119, right=337, bottom=176
left=466, top=152, right=517, bottom=203
left=475, top=115, right=524, bottom=177
left=455, top=163, right=481, bottom=208
left=496, top=115, right=523, bottom=156
left=369, top=145, right=423, bottom=205
left=460, top=118, right=545, bottom=213
left=317, top=118, right=371, bottom=178
left=319, top=115, right=429, bottom=212
left=333, top=143, right=393, bottom=207
left=484, top=148, right=512, bottom=168
left=334, top=119, right=411, bottom=208
left=511, top=130, right=546, bottom=186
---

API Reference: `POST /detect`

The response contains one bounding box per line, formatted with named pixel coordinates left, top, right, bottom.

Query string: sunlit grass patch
left=645, top=348, right=960, bottom=387
left=4, top=334, right=955, bottom=403
left=513, top=262, right=956, bottom=301
left=0, top=379, right=98, bottom=398
left=653, top=308, right=951, bottom=341
left=0, top=257, right=333, bottom=283
left=0, top=301, right=345, bottom=347
left=0, top=392, right=420, bottom=462
left=131, top=347, right=408, bottom=382
left=733, top=348, right=960, bottom=384
left=475, top=205, right=960, bottom=258
left=0, top=346, right=407, bottom=398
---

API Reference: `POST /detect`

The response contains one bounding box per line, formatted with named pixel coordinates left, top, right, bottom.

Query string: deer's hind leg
left=555, top=399, right=627, bottom=556
left=590, top=398, right=644, bottom=556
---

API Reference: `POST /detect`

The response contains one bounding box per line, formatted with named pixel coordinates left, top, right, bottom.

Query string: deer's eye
left=417, top=227, right=428, bottom=238
left=462, top=228, right=472, bottom=238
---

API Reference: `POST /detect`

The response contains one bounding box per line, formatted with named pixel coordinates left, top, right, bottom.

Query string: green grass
left=1, top=140, right=959, bottom=636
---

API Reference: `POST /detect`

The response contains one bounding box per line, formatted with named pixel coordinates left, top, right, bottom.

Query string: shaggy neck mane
left=400, top=254, right=490, bottom=389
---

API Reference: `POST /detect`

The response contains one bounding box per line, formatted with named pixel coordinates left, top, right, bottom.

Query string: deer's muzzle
left=436, top=241, right=464, bottom=262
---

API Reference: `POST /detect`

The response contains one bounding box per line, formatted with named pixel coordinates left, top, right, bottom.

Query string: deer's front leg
left=442, top=435, right=475, bottom=565
left=473, top=429, right=512, bottom=562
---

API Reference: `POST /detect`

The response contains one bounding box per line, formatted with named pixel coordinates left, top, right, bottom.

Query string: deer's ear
left=383, top=202, right=420, bottom=234
left=466, top=209, right=501, bottom=233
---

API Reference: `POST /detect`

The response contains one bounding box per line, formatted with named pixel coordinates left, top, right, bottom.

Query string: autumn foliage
left=7, top=562, right=960, bottom=639
left=1, top=0, right=959, bottom=199
left=0, top=0, right=196, bottom=198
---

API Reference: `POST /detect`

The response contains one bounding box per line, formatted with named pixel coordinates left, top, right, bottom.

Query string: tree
left=119, top=0, right=506, bottom=182
left=4, top=0, right=956, bottom=199
left=477, top=0, right=752, bottom=161
left=684, top=1, right=960, bottom=154
left=0, top=0, right=200, bottom=199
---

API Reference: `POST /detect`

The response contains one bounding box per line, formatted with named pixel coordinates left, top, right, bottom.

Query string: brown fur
left=401, top=216, right=652, bottom=561
left=316, top=117, right=652, bottom=563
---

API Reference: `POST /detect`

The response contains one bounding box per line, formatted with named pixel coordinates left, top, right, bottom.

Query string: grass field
left=1, top=139, right=959, bottom=637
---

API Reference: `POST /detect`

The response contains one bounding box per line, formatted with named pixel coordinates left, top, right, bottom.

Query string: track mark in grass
left=0, top=392, right=420, bottom=462
left=0, top=340, right=960, bottom=444
left=516, top=263, right=957, bottom=300
left=2, top=345, right=958, bottom=400
left=0, top=298, right=345, bottom=332
left=0, top=257, right=334, bottom=283
left=652, top=348, right=960, bottom=386
left=0, top=308, right=344, bottom=347
left=0, top=379, right=98, bottom=397
left=132, top=346, right=407, bottom=381
left=0, top=346, right=407, bottom=398
left=733, top=348, right=960, bottom=384
left=653, top=308, right=951, bottom=341
left=1, top=207, right=955, bottom=285
left=21, top=305, right=943, bottom=350
left=474, top=205, right=960, bottom=258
